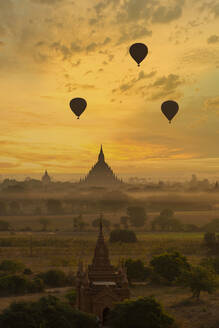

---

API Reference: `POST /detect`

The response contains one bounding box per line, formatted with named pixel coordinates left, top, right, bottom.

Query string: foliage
left=120, top=216, right=129, bottom=229
left=0, top=220, right=11, bottom=231
left=0, top=260, right=25, bottom=274
left=181, top=265, right=218, bottom=299
left=46, top=199, right=63, bottom=215
left=203, top=232, right=219, bottom=254
left=65, top=289, right=77, bottom=306
left=127, top=206, right=147, bottom=227
left=38, top=269, right=68, bottom=287
left=73, top=215, right=86, bottom=232
left=109, top=229, right=137, bottom=243
left=203, top=218, right=219, bottom=232
left=124, top=259, right=151, bottom=282
left=0, top=275, right=44, bottom=296
left=200, top=257, right=219, bottom=274
left=38, top=218, right=50, bottom=231
left=151, top=209, right=182, bottom=232
left=108, top=297, right=175, bottom=328
left=0, top=295, right=97, bottom=328
left=150, top=252, right=190, bottom=284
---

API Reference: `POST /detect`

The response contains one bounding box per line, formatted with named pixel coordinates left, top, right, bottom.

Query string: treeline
left=0, top=259, right=75, bottom=297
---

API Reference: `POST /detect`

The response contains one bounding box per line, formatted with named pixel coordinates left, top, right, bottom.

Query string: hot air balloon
left=129, top=43, right=148, bottom=66
left=161, top=100, right=179, bottom=124
left=69, top=98, right=87, bottom=119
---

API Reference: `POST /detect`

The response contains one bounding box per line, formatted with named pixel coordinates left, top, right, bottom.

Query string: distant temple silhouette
left=80, top=145, right=123, bottom=187
left=41, top=170, right=51, bottom=186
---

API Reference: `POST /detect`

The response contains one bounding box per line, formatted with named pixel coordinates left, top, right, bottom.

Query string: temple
left=81, top=145, right=123, bottom=187
left=41, top=170, right=51, bottom=185
left=76, top=218, right=130, bottom=324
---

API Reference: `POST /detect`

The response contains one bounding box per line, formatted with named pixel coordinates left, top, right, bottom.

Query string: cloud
left=65, top=82, right=96, bottom=92
left=152, top=1, right=185, bottom=23
left=117, top=25, right=152, bottom=44
left=113, top=70, right=157, bottom=94
left=30, top=0, right=64, bottom=4
left=204, top=96, right=219, bottom=113
left=0, top=25, right=6, bottom=37
left=147, top=74, right=183, bottom=100
left=207, top=35, right=219, bottom=44
left=0, top=41, right=5, bottom=47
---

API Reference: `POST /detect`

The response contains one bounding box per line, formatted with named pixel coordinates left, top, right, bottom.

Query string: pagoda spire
left=90, top=215, right=111, bottom=270
left=98, top=144, right=105, bottom=162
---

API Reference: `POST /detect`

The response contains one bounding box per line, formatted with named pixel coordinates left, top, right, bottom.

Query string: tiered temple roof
left=81, top=145, right=122, bottom=187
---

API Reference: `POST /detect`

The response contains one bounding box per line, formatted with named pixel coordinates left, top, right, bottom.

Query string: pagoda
left=76, top=219, right=130, bottom=324
left=81, top=145, right=122, bottom=187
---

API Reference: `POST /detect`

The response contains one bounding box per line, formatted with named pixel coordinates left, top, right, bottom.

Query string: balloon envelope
left=161, top=100, right=179, bottom=123
left=129, top=43, right=148, bottom=66
left=69, top=98, right=87, bottom=119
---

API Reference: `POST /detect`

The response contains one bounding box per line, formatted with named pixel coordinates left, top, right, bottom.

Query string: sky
left=0, top=0, right=219, bottom=180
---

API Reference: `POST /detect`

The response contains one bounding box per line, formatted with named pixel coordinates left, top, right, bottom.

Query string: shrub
left=181, top=266, right=218, bottom=299
left=124, top=259, right=151, bottom=282
left=0, top=295, right=97, bottom=328
left=38, top=269, right=68, bottom=287
left=0, top=275, right=44, bottom=296
left=65, top=289, right=77, bottom=306
left=0, top=260, right=25, bottom=274
left=109, top=229, right=137, bottom=243
left=108, top=296, right=175, bottom=328
left=150, top=252, right=190, bottom=284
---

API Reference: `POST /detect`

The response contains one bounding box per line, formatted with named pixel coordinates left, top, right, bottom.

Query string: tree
left=150, top=252, right=190, bottom=284
left=73, top=215, right=86, bottom=232
left=181, top=266, right=218, bottom=299
left=37, top=269, right=68, bottom=287
left=108, top=297, right=175, bottom=328
left=124, top=259, right=150, bottom=282
left=9, top=201, right=21, bottom=215
left=46, top=199, right=63, bottom=215
left=120, top=216, right=129, bottom=229
left=127, top=206, right=147, bottom=227
left=0, top=201, right=7, bottom=216
left=38, top=218, right=50, bottom=231
left=203, top=218, right=219, bottom=232
left=109, top=229, right=137, bottom=243
left=203, top=232, right=219, bottom=254
left=0, top=220, right=11, bottom=231
left=65, top=289, right=77, bottom=306
left=0, top=296, right=97, bottom=328
left=0, top=260, right=25, bottom=274
left=151, top=208, right=182, bottom=231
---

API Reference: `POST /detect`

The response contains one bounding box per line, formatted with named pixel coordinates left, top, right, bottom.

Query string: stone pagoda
left=76, top=219, right=130, bottom=324
left=80, top=145, right=123, bottom=187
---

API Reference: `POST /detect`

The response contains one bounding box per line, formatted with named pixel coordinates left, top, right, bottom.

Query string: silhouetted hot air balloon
left=161, top=100, right=179, bottom=124
left=129, top=43, right=148, bottom=66
left=69, top=98, right=87, bottom=119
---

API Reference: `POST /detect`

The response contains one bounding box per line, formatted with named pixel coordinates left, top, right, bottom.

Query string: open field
left=0, top=230, right=206, bottom=272
left=2, top=209, right=219, bottom=231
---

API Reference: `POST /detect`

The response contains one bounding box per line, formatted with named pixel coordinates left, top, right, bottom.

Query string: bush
left=108, top=296, right=175, bottom=328
left=150, top=252, right=190, bottom=284
left=65, top=289, right=77, bottom=306
left=0, top=260, right=25, bottom=274
left=200, top=257, right=219, bottom=274
left=109, top=229, right=137, bottom=243
left=38, top=269, right=68, bottom=287
left=124, top=259, right=151, bottom=282
left=0, top=275, right=44, bottom=296
left=181, top=266, right=218, bottom=299
left=0, top=295, right=97, bottom=328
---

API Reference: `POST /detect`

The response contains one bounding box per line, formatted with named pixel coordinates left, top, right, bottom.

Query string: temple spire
left=98, top=144, right=105, bottom=162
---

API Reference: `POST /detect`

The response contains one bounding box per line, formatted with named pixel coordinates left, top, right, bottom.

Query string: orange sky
left=0, top=0, right=219, bottom=179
